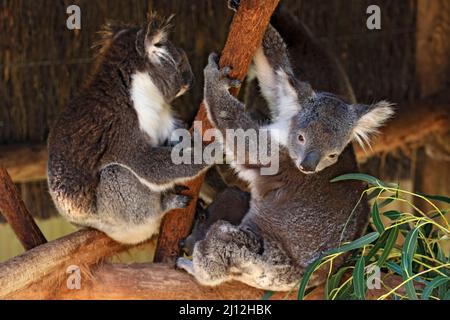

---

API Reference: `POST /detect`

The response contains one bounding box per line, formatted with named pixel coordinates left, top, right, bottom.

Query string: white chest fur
left=130, top=71, right=175, bottom=146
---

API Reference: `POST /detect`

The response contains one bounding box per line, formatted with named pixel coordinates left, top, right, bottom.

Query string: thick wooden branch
left=0, top=165, right=47, bottom=250
left=0, top=144, right=47, bottom=183
left=0, top=229, right=140, bottom=298
left=5, top=262, right=407, bottom=300
left=6, top=263, right=297, bottom=300
left=154, top=0, right=281, bottom=263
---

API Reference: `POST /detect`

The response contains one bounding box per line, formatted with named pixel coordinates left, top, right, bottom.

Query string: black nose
left=300, top=151, right=320, bottom=172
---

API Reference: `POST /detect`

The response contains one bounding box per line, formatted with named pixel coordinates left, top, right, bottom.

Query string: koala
left=47, top=14, right=209, bottom=245
left=181, top=187, right=250, bottom=256
left=176, top=21, right=394, bottom=290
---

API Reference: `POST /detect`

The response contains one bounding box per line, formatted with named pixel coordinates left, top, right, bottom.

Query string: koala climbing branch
left=154, top=0, right=281, bottom=263
left=0, top=165, right=47, bottom=250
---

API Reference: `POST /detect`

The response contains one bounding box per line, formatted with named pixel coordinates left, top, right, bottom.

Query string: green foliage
left=294, top=173, right=450, bottom=300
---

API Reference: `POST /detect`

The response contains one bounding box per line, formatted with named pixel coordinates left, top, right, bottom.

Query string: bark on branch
left=4, top=262, right=406, bottom=300
left=0, top=165, right=47, bottom=250
left=0, top=229, right=143, bottom=298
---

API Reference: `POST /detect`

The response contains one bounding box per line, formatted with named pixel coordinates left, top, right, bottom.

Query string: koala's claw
left=173, top=185, right=189, bottom=194
left=221, top=66, right=232, bottom=76
left=176, top=194, right=193, bottom=208
left=208, top=52, right=219, bottom=67
left=230, top=79, right=241, bottom=88
left=228, top=0, right=240, bottom=11
left=176, top=257, right=195, bottom=275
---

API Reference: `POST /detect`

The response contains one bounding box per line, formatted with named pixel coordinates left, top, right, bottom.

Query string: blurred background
left=0, top=0, right=449, bottom=262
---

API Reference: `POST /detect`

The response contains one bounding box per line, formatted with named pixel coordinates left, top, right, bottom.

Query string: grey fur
left=177, top=23, right=393, bottom=291
left=181, top=187, right=250, bottom=256
left=48, top=15, right=208, bottom=245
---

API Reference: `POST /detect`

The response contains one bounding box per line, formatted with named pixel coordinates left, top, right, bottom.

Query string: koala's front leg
left=108, top=145, right=210, bottom=190
left=203, top=53, right=258, bottom=134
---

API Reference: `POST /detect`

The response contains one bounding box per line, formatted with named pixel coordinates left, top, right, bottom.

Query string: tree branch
left=5, top=262, right=408, bottom=300
left=0, top=165, right=47, bottom=250
left=0, top=229, right=145, bottom=298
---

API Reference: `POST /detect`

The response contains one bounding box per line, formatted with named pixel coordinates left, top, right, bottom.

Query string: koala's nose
left=299, top=151, right=320, bottom=173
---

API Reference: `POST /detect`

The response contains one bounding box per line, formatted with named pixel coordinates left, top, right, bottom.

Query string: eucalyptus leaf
left=377, top=226, right=399, bottom=267
left=325, top=232, right=380, bottom=255
left=421, top=276, right=449, bottom=300
left=401, top=228, right=420, bottom=300
left=326, top=267, right=351, bottom=300
left=261, top=291, right=274, bottom=300
left=297, top=258, right=323, bottom=300
left=331, top=173, right=397, bottom=188
left=353, top=257, right=366, bottom=300
left=383, top=210, right=402, bottom=220
left=371, top=203, right=385, bottom=234
left=417, top=193, right=450, bottom=204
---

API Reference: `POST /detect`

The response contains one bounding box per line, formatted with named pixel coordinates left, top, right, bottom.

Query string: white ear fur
left=272, top=70, right=302, bottom=124
left=352, top=101, right=395, bottom=149
left=253, top=47, right=277, bottom=107
left=145, top=31, right=175, bottom=65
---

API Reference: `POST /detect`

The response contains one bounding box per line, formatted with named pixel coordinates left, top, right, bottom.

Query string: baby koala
left=48, top=14, right=208, bottom=244
left=181, top=187, right=250, bottom=256
left=177, top=23, right=394, bottom=290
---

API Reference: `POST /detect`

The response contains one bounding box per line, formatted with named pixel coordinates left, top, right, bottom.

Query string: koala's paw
left=161, top=193, right=192, bottom=212
left=176, top=257, right=195, bottom=275
left=174, top=194, right=192, bottom=209
left=173, top=184, right=189, bottom=194
left=204, top=53, right=241, bottom=90
left=228, top=0, right=240, bottom=11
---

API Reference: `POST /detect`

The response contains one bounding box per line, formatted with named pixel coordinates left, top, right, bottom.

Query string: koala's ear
left=136, top=13, right=174, bottom=59
left=272, top=71, right=313, bottom=122
left=351, top=101, right=395, bottom=148
left=277, top=71, right=298, bottom=103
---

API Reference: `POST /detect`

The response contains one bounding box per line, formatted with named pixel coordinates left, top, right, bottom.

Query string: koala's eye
left=199, top=213, right=207, bottom=221
left=328, top=153, right=338, bottom=159
left=298, top=134, right=305, bottom=143
left=153, top=42, right=164, bottom=48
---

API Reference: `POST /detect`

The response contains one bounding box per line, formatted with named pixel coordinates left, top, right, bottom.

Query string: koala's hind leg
left=177, top=220, right=261, bottom=287
left=94, top=165, right=171, bottom=244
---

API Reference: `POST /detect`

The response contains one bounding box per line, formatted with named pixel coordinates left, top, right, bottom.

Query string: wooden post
left=0, top=165, right=47, bottom=250
left=154, top=0, right=280, bottom=263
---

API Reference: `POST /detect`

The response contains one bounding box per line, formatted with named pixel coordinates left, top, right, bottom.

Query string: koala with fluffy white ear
left=48, top=14, right=209, bottom=245
left=177, top=16, right=394, bottom=290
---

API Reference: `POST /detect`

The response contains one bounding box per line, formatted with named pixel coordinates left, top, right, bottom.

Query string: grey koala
left=181, top=187, right=250, bottom=256
left=177, top=22, right=394, bottom=290
left=47, top=14, right=209, bottom=245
